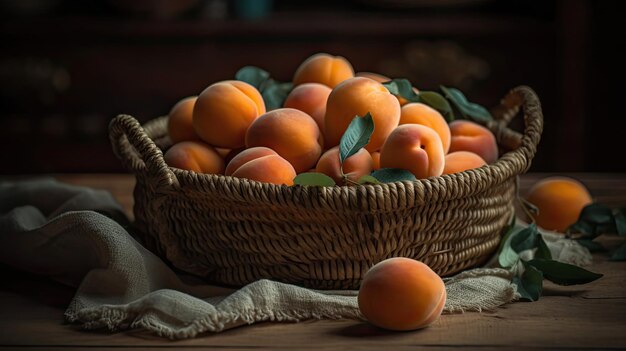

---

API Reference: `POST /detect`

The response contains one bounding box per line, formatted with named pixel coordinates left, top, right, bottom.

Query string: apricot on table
left=358, top=257, right=446, bottom=331
left=526, top=177, right=593, bottom=232
left=448, top=120, right=499, bottom=164
left=245, top=108, right=322, bottom=173
left=443, top=151, right=486, bottom=175
left=325, top=77, right=401, bottom=152
left=380, top=124, right=445, bottom=179
left=164, top=141, right=225, bottom=175
left=315, top=146, right=373, bottom=185
left=167, top=96, right=198, bottom=143
left=283, top=83, right=332, bottom=137
left=293, top=53, right=354, bottom=89
left=400, top=103, right=451, bottom=154
left=230, top=154, right=297, bottom=186
left=193, top=80, right=265, bottom=149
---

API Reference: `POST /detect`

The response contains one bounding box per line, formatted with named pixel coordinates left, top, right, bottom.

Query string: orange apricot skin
left=448, top=120, right=499, bottom=164
left=400, top=103, right=451, bottom=154
left=245, top=108, right=322, bottom=173
left=370, top=151, right=381, bottom=170
left=193, top=80, right=265, bottom=149
left=293, top=53, right=354, bottom=89
left=358, top=257, right=446, bottom=331
left=230, top=154, right=296, bottom=186
left=380, top=124, right=445, bottom=179
left=324, top=77, right=401, bottom=152
left=443, top=151, right=486, bottom=175
left=283, top=83, right=331, bottom=136
left=163, top=141, right=225, bottom=174
left=225, top=146, right=277, bottom=176
left=167, top=96, right=198, bottom=143
left=355, top=72, right=390, bottom=83
left=355, top=72, right=419, bottom=105
left=526, top=177, right=593, bottom=232
left=315, top=146, right=373, bottom=185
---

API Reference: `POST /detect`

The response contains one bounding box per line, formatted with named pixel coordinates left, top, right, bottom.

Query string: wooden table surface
left=1, top=173, right=625, bottom=350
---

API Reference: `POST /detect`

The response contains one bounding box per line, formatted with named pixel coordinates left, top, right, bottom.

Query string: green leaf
left=418, top=91, right=455, bottom=122
left=568, top=220, right=596, bottom=237
left=498, top=242, right=519, bottom=268
left=496, top=215, right=521, bottom=268
left=339, top=113, right=375, bottom=164
left=293, top=172, right=336, bottom=187
left=235, top=66, right=270, bottom=88
left=357, top=175, right=382, bottom=185
left=610, top=243, right=626, bottom=261
left=440, top=86, right=492, bottom=122
left=383, top=79, right=419, bottom=103
left=514, top=264, right=543, bottom=302
left=614, top=208, right=626, bottom=236
left=370, top=168, right=417, bottom=183
left=262, top=81, right=293, bottom=110
left=235, top=66, right=293, bottom=110
left=510, top=223, right=539, bottom=253
left=527, top=259, right=603, bottom=286
left=576, top=239, right=606, bottom=252
left=579, top=203, right=614, bottom=224
left=536, top=235, right=552, bottom=260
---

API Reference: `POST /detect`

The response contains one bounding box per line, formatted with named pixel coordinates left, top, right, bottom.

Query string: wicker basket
left=109, top=86, right=543, bottom=289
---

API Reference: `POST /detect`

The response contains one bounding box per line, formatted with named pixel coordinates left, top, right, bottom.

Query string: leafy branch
left=497, top=221, right=603, bottom=301
left=567, top=203, right=626, bottom=261
left=382, top=79, right=492, bottom=123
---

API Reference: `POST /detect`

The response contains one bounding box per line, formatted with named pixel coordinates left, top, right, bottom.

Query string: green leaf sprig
left=497, top=221, right=603, bottom=301
left=567, top=203, right=626, bottom=261
left=235, top=66, right=293, bottom=110
left=382, top=79, right=493, bottom=123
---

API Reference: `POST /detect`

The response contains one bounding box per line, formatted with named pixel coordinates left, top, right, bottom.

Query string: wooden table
left=1, top=173, right=625, bottom=350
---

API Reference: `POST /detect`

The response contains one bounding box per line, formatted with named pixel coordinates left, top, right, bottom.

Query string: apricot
left=448, top=120, right=498, bottom=164
left=325, top=77, right=401, bottom=152
left=380, top=124, right=445, bottom=179
left=355, top=72, right=418, bottom=106
left=230, top=154, right=296, bottom=186
left=370, top=151, right=381, bottom=170
left=167, top=96, right=198, bottom=143
left=355, top=72, right=390, bottom=83
left=164, top=141, right=225, bottom=174
left=358, top=257, right=446, bottom=331
left=443, top=151, right=486, bottom=175
left=293, top=53, right=354, bottom=89
left=283, top=83, right=331, bottom=136
left=225, top=146, right=277, bottom=176
left=400, top=103, right=451, bottom=154
left=193, top=80, right=265, bottom=149
left=526, top=177, right=593, bottom=232
left=315, top=146, right=374, bottom=185
left=245, top=108, right=322, bottom=173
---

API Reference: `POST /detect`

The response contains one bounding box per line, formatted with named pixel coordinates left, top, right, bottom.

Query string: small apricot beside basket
left=109, top=86, right=543, bottom=289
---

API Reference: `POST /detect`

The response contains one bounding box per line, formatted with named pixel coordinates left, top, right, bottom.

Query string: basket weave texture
left=109, top=86, right=543, bottom=289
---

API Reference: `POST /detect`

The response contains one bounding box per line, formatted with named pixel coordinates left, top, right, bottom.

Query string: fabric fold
left=1, top=179, right=524, bottom=339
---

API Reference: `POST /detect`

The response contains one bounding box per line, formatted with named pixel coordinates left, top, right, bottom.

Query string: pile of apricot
left=164, top=52, right=499, bottom=186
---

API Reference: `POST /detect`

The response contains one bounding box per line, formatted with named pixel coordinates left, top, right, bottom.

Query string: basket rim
left=109, top=85, right=543, bottom=204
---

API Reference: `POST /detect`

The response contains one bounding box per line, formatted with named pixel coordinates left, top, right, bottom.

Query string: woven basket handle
left=109, top=114, right=176, bottom=186
left=484, top=86, right=543, bottom=171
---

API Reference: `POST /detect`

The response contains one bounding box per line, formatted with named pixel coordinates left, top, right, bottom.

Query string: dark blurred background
left=0, top=0, right=624, bottom=174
